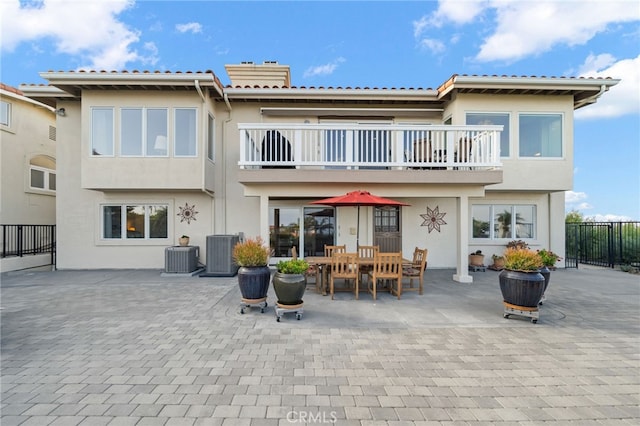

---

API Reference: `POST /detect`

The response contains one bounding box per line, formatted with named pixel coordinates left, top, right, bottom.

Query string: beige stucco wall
left=0, top=91, right=56, bottom=224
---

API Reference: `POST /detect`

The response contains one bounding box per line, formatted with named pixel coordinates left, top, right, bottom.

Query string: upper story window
left=519, top=113, right=562, bottom=158
left=92, top=106, right=197, bottom=157
left=207, top=114, right=215, bottom=161
left=1, top=100, right=11, bottom=127
left=121, top=108, right=168, bottom=156
left=466, top=112, right=510, bottom=157
left=92, top=107, right=114, bottom=156
left=29, top=155, right=56, bottom=193
left=472, top=204, right=536, bottom=240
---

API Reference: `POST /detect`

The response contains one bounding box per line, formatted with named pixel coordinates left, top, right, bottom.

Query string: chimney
left=225, top=61, right=291, bottom=88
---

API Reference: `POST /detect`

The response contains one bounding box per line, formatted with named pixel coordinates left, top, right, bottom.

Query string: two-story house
left=1, top=83, right=57, bottom=272
left=20, top=62, right=618, bottom=282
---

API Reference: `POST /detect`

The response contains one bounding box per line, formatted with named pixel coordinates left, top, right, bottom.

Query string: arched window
left=29, top=155, right=56, bottom=192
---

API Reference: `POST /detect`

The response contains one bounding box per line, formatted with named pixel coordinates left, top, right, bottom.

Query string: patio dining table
left=306, top=255, right=411, bottom=296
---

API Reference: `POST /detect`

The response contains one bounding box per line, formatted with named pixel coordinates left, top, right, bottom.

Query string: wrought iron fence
left=565, top=221, right=640, bottom=268
left=1, top=224, right=56, bottom=266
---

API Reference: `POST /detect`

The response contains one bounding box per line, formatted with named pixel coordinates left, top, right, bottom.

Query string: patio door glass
left=269, top=206, right=336, bottom=258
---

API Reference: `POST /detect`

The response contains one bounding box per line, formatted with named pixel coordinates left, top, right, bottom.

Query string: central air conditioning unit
left=165, top=246, right=199, bottom=273
left=204, top=234, right=240, bottom=277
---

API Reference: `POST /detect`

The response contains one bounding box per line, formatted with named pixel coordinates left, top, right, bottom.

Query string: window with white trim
left=91, top=107, right=114, bottom=156
left=120, top=108, right=168, bottom=156
left=472, top=204, right=536, bottom=240
left=466, top=112, right=510, bottom=157
left=29, top=155, right=56, bottom=192
left=102, top=204, right=168, bottom=240
left=174, top=108, right=197, bottom=156
left=519, top=113, right=562, bottom=157
left=1, top=100, right=10, bottom=126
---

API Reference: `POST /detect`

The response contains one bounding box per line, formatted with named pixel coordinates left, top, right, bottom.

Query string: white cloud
left=575, top=54, right=640, bottom=119
left=565, top=191, right=588, bottom=203
left=475, top=1, right=638, bottom=63
left=303, top=57, right=346, bottom=78
left=419, top=38, right=446, bottom=54
left=0, top=0, right=156, bottom=71
left=588, top=213, right=634, bottom=222
left=175, top=22, right=202, bottom=34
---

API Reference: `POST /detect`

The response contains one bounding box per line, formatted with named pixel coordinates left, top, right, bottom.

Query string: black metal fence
left=565, top=221, right=640, bottom=268
left=1, top=224, right=56, bottom=266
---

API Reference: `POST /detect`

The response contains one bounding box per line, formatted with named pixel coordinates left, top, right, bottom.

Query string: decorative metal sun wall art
left=177, top=203, right=198, bottom=224
left=420, top=205, right=447, bottom=233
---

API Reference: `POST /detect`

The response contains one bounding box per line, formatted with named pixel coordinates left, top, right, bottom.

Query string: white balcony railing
left=238, top=123, right=503, bottom=170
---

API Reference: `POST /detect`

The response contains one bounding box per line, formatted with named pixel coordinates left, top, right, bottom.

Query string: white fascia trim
left=225, top=87, right=439, bottom=100
left=451, top=75, right=621, bottom=89
left=3, top=87, right=58, bottom=110
left=260, top=107, right=444, bottom=116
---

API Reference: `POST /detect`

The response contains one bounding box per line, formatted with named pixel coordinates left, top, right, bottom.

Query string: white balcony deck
left=238, top=124, right=502, bottom=170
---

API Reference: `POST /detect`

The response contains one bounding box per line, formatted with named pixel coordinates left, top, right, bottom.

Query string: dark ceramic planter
left=499, top=269, right=545, bottom=308
left=237, top=266, right=271, bottom=300
left=539, top=266, right=551, bottom=293
left=272, top=272, right=306, bottom=305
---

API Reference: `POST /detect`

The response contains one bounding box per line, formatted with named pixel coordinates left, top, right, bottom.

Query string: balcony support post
left=453, top=195, right=473, bottom=283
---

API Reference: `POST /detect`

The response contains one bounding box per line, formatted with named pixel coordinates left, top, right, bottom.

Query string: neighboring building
left=1, top=83, right=57, bottom=272
left=20, top=62, right=618, bottom=282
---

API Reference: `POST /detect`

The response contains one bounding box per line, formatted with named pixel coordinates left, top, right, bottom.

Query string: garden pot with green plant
left=272, top=259, right=310, bottom=306
left=232, top=237, right=271, bottom=307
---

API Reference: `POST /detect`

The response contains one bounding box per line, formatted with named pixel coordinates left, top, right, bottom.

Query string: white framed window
left=472, top=204, right=536, bottom=240
left=1, top=100, right=10, bottom=126
left=207, top=114, right=215, bottom=161
left=102, top=204, right=168, bottom=240
left=28, top=155, right=56, bottom=193
left=91, top=107, right=114, bottom=156
left=466, top=112, right=510, bottom=157
left=174, top=108, right=197, bottom=156
left=519, top=113, right=563, bottom=158
left=121, top=108, right=168, bottom=157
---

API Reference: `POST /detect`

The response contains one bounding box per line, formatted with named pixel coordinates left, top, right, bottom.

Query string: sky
left=1, top=0, right=639, bottom=221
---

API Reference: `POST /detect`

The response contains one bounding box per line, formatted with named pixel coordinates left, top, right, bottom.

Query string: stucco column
left=453, top=195, right=473, bottom=283
left=549, top=191, right=566, bottom=268
left=259, top=195, right=270, bottom=246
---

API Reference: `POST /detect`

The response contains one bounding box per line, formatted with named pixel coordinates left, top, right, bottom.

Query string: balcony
left=237, top=123, right=503, bottom=185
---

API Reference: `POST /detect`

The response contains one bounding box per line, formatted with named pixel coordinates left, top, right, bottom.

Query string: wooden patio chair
left=329, top=252, right=359, bottom=300
left=367, top=252, right=402, bottom=300
left=392, top=247, right=428, bottom=298
left=357, top=245, right=379, bottom=287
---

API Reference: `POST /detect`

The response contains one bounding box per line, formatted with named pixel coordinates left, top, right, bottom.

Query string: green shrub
left=233, top=237, right=270, bottom=267
left=503, top=247, right=543, bottom=271
left=276, top=259, right=309, bottom=274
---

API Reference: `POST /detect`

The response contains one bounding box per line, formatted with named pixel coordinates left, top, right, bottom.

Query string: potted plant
left=232, top=237, right=271, bottom=302
left=469, top=250, right=485, bottom=267
left=178, top=235, right=190, bottom=246
left=491, top=254, right=505, bottom=270
left=537, top=249, right=561, bottom=304
left=499, top=247, right=545, bottom=310
left=272, top=258, right=309, bottom=306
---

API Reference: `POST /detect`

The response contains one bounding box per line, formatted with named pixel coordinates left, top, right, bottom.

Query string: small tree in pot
left=232, top=237, right=271, bottom=303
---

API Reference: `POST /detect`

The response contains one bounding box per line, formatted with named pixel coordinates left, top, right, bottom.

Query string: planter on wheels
left=272, top=272, right=306, bottom=305
left=499, top=269, right=545, bottom=323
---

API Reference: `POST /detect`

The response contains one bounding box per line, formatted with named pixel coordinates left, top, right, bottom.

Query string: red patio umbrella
left=310, top=190, right=410, bottom=248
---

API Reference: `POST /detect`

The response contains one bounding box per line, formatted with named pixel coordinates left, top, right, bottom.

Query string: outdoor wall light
left=55, top=108, right=66, bottom=116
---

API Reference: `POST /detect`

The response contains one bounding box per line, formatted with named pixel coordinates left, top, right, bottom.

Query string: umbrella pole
left=356, top=205, right=360, bottom=249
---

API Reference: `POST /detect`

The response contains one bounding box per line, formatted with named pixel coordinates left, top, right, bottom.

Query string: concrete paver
left=1, top=266, right=639, bottom=425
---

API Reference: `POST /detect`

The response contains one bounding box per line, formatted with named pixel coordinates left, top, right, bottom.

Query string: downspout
left=222, top=92, right=232, bottom=233
left=574, top=85, right=606, bottom=109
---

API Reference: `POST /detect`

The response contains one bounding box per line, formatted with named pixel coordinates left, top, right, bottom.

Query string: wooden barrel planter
left=499, top=269, right=545, bottom=308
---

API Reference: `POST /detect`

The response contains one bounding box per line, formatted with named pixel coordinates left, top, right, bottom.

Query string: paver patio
left=1, top=266, right=639, bottom=425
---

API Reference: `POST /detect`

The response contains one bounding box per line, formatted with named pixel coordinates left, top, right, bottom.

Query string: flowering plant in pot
left=273, top=259, right=310, bottom=306
left=232, top=237, right=271, bottom=303
left=499, top=247, right=546, bottom=311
